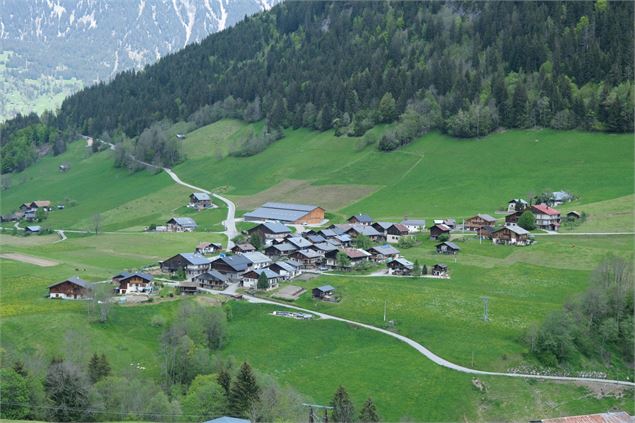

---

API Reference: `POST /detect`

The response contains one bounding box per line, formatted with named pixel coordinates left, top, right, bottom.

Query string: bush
left=437, top=234, right=449, bottom=242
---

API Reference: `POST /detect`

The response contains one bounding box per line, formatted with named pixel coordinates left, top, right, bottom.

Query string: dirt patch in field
left=554, top=380, right=633, bottom=399
left=0, top=234, right=59, bottom=246
left=233, top=179, right=379, bottom=211
left=0, top=253, right=59, bottom=267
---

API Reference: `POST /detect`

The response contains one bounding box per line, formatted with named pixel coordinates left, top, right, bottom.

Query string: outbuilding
left=436, top=241, right=460, bottom=255
left=312, top=285, right=336, bottom=299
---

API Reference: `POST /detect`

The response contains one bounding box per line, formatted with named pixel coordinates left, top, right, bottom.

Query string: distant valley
left=0, top=0, right=279, bottom=121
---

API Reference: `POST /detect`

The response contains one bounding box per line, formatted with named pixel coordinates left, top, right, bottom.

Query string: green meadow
left=1, top=121, right=634, bottom=420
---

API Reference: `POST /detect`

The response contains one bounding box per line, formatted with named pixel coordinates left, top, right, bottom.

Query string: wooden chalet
left=505, top=211, right=523, bottom=225
left=465, top=214, right=497, bottom=231
left=264, top=242, right=297, bottom=258
left=166, top=217, right=197, bottom=232
left=195, top=242, right=223, bottom=255
left=177, top=282, right=198, bottom=295
left=431, top=263, right=448, bottom=276
left=387, top=258, right=414, bottom=275
left=190, top=192, right=212, bottom=208
left=566, top=211, right=581, bottom=220
left=367, top=244, right=400, bottom=261
left=231, top=243, right=256, bottom=254
left=192, top=270, right=228, bottom=289
left=247, top=222, right=291, bottom=241
left=491, top=224, right=531, bottom=245
left=347, top=213, right=373, bottom=225
left=209, top=255, right=251, bottom=281
left=290, top=249, right=323, bottom=269
left=341, top=248, right=371, bottom=266
left=49, top=277, right=92, bottom=300
left=429, top=224, right=451, bottom=240
left=269, top=261, right=302, bottom=280
left=312, top=285, right=335, bottom=300
left=436, top=241, right=460, bottom=255
left=386, top=223, right=410, bottom=244
left=159, top=253, right=211, bottom=278
left=112, top=272, right=154, bottom=294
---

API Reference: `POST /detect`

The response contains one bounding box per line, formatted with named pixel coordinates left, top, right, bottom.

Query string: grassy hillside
left=174, top=121, right=634, bottom=223
left=1, top=122, right=633, bottom=420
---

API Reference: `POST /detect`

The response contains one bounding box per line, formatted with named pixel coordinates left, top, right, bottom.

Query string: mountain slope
left=0, top=0, right=279, bottom=120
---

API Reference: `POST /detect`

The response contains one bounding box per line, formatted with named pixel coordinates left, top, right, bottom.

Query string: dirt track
left=0, top=253, right=59, bottom=267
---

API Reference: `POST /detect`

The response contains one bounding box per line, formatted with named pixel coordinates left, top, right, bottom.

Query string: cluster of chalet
left=158, top=211, right=433, bottom=292
left=1, top=200, right=54, bottom=223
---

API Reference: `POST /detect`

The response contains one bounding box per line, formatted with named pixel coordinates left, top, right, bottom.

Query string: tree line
left=1, top=0, right=633, bottom=173
left=525, top=256, right=634, bottom=369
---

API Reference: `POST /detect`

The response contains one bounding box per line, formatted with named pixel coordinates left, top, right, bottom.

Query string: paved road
left=163, top=168, right=238, bottom=249
left=534, top=232, right=635, bottom=236
left=231, top=293, right=634, bottom=387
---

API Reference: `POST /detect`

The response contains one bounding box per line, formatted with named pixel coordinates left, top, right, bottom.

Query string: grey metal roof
left=268, top=242, right=298, bottom=253
left=284, top=259, right=302, bottom=268
left=306, top=234, right=326, bottom=243
left=218, top=254, right=251, bottom=271
left=319, top=229, right=338, bottom=238
left=352, top=225, right=381, bottom=236
left=315, top=285, right=335, bottom=292
left=261, top=202, right=319, bottom=212
left=313, top=242, right=338, bottom=252
left=260, top=221, right=291, bottom=233
left=552, top=191, right=572, bottom=201
left=244, top=207, right=309, bottom=222
left=252, top=268, right=280, bottom=279
left=119, top=272, right=154, bottom=282
left=179, top=253, right=211, bottom=265
left=241, top=251, right=272, bottom=265
left=48, top=276, right=90, bottom=289
left=374, top=221, right=396, bottom=230
left=26, top=225, right=41, bottom=231
left=287, top=236, right=313, bottom=248
left=335, top=234, right=352, bottom=242
left=191, top=192, right=211, bottom=201
left=390, top=258, right=414, bottom=269
left=349, top=213, right=373, bottom=223
left=369, top=244, right=400, bottom=255
left=476, top=214, right=497, bottom=222
left=195, top=270, right=227, bottom=282
left=496, top=224, right=530, bottom=235
left=401, top=219, right=425, bottom=226
left=294, top=249, right=322, bottom=259
left=438, top=241, right=461, bottom=250
left=271, top=261, right=296, bottom=273
left=168, top=217, right=197, bottom=227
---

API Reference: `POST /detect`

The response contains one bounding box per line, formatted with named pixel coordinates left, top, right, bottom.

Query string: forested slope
left=2, top=0, right=633, bottom=172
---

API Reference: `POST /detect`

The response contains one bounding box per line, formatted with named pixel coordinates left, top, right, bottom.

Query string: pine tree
left=229, top=362, right=260, bottom=417
left=358, top=397, right=380, bottom=422
left=88, top=353, right=100, bottom=384
left=422, top=264, right=428, bottom=275
left=98, top=353, right=111, bottom=380
left=12, top=361, right=28, bottom=378
left=217, top=369, right=232, bottom=398
left=257, top=272, right=269, bottom=290
left=331, top=385, right=355, bottom=423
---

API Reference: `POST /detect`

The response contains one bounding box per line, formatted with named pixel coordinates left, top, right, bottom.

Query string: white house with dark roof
left=400, top=219, right=426, bottom=233
left=242, top=268, right=281, bottom=290
left=241, top=251, right=273, bottom=270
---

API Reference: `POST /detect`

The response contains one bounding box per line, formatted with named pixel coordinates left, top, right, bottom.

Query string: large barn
left=243, top=202, right=325, bottom=224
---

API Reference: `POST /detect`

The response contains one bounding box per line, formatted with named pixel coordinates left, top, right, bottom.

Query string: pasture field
left=173, top=121, right=633, bottom=222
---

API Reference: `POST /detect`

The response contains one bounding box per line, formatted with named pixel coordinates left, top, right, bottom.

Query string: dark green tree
left=518, top=210, right=536, bottom=231
left=229, top=362, right=260, bottom=417
left=358, top=397, right=380, bottom=422
left=217, top=368, right=232, bottom=398
left=257, top=272, right=270, bottom=290
left=0, top=368, right=31, bottom=420
left=331, top=385, right=355, bottom=423
left=44, top=359, right=90, bottom=422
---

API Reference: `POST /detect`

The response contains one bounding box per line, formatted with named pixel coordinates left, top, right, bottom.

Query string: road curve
left=242, top=294, right=635, bottom=387
left=162, top=168, right=237, bottom=249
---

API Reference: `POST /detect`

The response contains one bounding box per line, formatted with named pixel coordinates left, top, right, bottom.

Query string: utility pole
left=383, top=299, right=387, bottom=323
left=481, top=296, right=489, bottom=322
